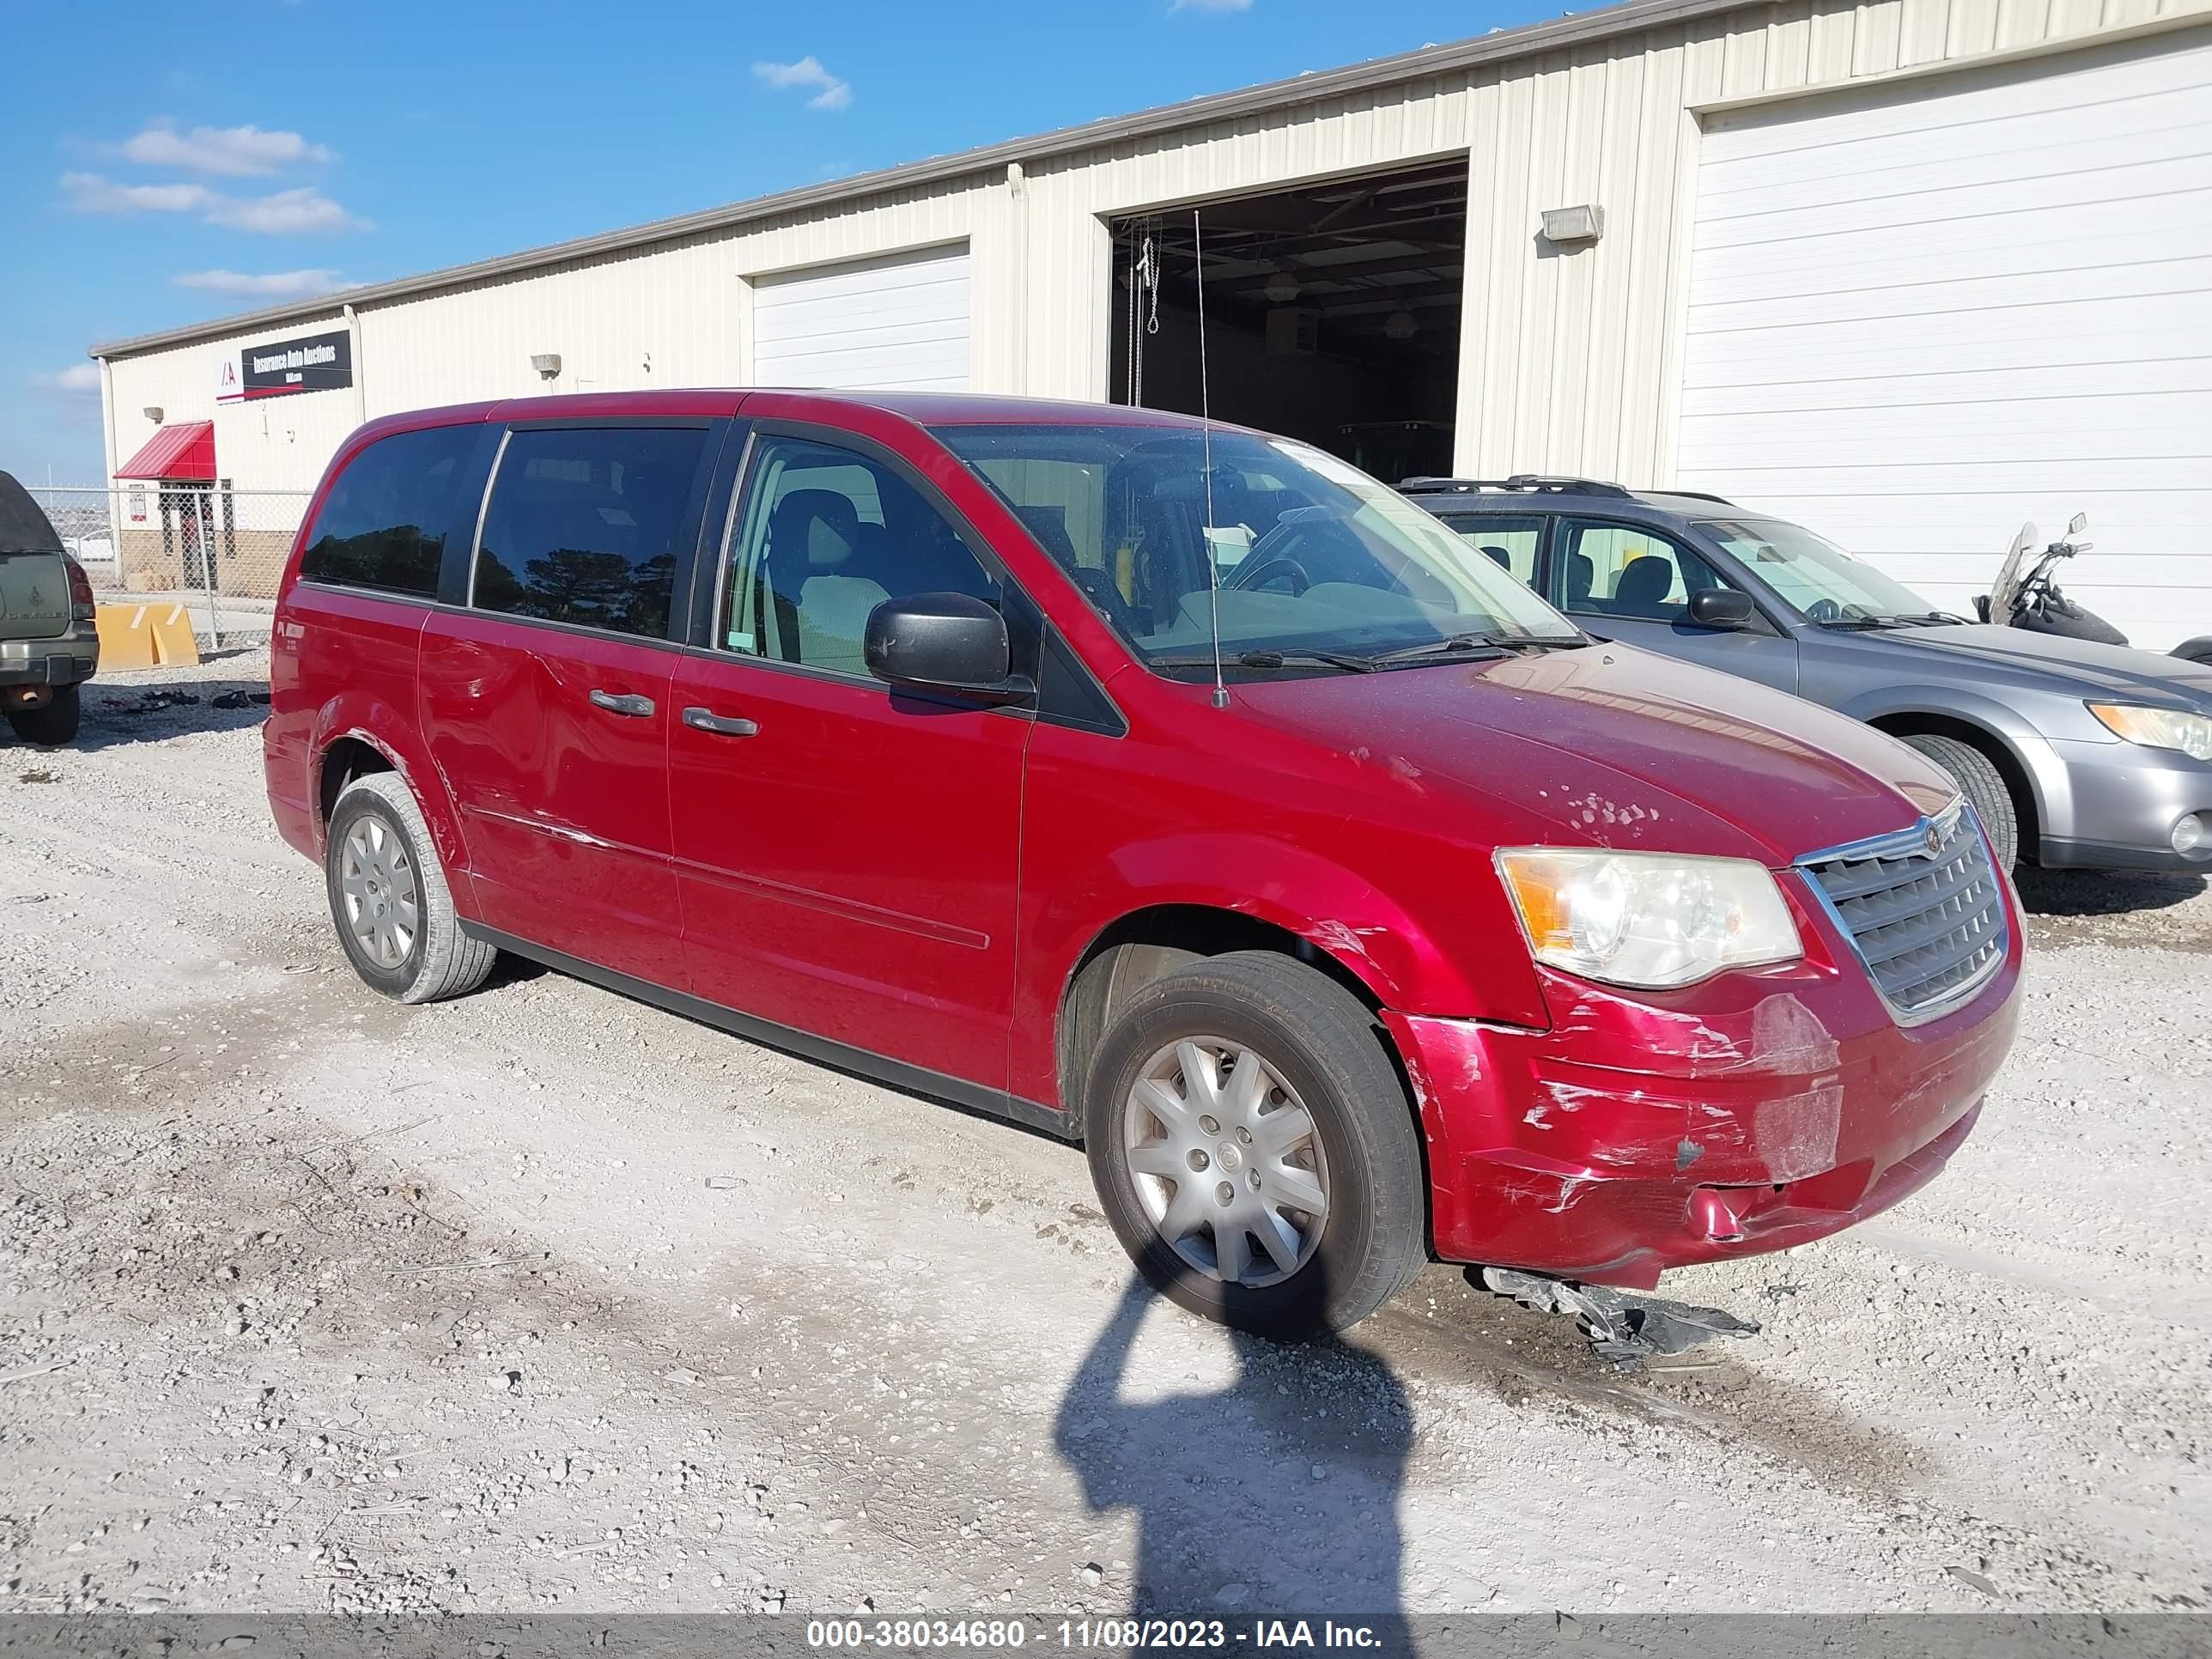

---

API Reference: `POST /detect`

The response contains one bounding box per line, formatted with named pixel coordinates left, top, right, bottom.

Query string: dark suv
left=1402, top=476, right=2212, bottom=873
left=0, top=471, right=100, bottom=744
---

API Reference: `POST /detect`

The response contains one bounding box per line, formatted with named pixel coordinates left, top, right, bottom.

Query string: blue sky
left=3, top=0, right=1559, bottom=483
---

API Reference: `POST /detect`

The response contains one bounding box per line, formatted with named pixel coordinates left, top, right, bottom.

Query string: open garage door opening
left=1109, top=159, right=1468, bottom=481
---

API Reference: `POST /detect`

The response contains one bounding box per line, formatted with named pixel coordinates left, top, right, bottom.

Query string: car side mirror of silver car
left=1686, top=588, right=1756, bottom=629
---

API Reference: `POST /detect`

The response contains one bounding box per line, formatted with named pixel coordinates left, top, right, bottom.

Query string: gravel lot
left=1, top=653, right=2206, bottom=1618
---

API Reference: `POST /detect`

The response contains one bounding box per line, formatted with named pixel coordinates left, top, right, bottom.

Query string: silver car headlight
left=1496, top=848, right=1803, bottom=989
left=2088, top=702, right=2212, bottom=763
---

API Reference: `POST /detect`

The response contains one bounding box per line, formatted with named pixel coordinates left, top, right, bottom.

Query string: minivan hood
left=1225, top=642, right=1954, bottom=866
left=1839, top=623, right=2212, bottom=706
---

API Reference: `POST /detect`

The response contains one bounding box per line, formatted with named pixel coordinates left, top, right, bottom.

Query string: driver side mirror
left=1686, top=587, right=1756, bottom=629
left=864, top=592, right=1029, bottom=702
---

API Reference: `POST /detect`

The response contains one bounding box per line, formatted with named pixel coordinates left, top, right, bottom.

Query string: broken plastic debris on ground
left=1480, top=1267, right=1761, bottom=1370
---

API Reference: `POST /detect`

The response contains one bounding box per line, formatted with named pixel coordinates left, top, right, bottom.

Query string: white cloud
left=60, top=171, right=215, bottom=214
left=752, top=56, right=852, bottom=111
left=1170, top=0, right=1254, bottom=10
left=204, top=187, right=367, bottom=234
left=118, top=119, right=333, bottom=176
left=173, top=267, right=350, bottom=297
left=60, top=172, right=367, bottom=234
left=34, top=364, right=103, bottom=394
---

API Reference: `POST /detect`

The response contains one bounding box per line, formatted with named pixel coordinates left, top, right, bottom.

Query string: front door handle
left=588, top=689, right=656, bottom=718
left=682, top=706, right=758, bottom=738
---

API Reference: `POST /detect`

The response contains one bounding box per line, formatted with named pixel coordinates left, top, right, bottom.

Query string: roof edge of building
left=90, top=0, right=1743, bottom=362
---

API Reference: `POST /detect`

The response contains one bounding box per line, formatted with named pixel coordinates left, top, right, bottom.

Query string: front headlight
left=2088, top=702, right=2212, bottom=762
left=1496, top=848, right=1803, bottom=989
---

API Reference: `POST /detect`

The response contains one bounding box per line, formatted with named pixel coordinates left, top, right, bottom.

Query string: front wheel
left=5, top=684, right=81, bottom=746
left=1901, top=733, right=2021, bottom=870
left=1083, top=951, right=1427, bottom=1335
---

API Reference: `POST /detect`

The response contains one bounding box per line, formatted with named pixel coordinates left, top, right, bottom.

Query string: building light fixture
left=1540, top=204, right=1604, bottom=245
left=531, top=353, right=562, bottom=381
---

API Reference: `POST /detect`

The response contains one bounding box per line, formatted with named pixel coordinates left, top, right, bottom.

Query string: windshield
left=933, top=423, right=1582, bottom=674
left=1698, top=518, right=1941, bottom=622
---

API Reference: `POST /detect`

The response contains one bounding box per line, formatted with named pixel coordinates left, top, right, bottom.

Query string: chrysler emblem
left=1923, top=823, right=1943, bottom=857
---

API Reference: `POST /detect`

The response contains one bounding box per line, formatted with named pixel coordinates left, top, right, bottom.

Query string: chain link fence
left=28, top=483, right=313, bottom=649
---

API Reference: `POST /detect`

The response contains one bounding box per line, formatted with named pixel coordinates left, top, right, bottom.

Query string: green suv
left=0, top=471, right=100, bottom=744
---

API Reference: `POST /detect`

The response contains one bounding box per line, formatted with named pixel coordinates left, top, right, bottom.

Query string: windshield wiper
left=1817, top=610, right=1971, bottom=630
left=1369, top=632, right=1581, bottom=666
left=1151, top=648, right=1380, bottom=674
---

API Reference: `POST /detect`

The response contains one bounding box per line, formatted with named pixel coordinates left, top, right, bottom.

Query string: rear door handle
left=682, top=706, right=758, bottom=738
left=588, top=689, right=656, bottom=718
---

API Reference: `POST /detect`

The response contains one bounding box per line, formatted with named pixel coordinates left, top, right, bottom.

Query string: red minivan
left=264, top=390, right=2021, bottom=1332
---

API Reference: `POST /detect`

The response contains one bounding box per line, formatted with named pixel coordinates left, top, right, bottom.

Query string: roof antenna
left=1194, top=207, right=1229, bottom=710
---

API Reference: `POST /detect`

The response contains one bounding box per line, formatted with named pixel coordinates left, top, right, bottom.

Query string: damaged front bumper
left=1385, top=913, right=2021, bottom=1289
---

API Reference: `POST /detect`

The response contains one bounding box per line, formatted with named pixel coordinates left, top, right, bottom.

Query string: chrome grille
left=1801, top=804, right=2007, bottom=1021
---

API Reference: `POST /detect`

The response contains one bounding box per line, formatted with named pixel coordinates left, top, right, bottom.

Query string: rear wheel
left=1901, top=733, right=2020, bottom=869
left=5, top=684, right=81, bottom=746
left=1083, top=951, right=1426, bottom=1335
left=325, top=772, right=497, bottom=1004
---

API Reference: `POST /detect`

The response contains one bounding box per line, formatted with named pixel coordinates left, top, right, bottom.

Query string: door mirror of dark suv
left=1687, top=588, right=1756, bottom=629
left=865, top=592, right=1025, bottom=700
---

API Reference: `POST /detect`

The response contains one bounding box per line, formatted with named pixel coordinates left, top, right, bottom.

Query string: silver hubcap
left=1121, top=1036, right=1330, bottom=1289
left=338, top=816, right=421, bottom=970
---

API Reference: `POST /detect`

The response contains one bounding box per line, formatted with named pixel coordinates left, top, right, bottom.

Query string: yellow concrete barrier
left=94, top=605, right=161, bottom=670
left=149, top=605, right=200, bottom=667
left=92, top=603, right=201, bottom=670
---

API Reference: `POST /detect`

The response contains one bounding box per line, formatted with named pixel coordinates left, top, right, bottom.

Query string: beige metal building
left=92, top=0, right=2212, bottom=644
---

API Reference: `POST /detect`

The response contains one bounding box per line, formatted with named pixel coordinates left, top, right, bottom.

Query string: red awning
left=116, top=421, right=216, bottom=481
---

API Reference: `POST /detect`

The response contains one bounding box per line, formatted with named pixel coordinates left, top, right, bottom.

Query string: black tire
left=325, top=772, right=497, bottom=1005
left=1083, top=950, right=1427, bottom=1335
left=5, top=684, right=81, bottom=746
left=1902, top=733, right=2020, bottom=869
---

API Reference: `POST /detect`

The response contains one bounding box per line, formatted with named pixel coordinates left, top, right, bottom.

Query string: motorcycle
left=1978, top=514, right=2212, bottom=665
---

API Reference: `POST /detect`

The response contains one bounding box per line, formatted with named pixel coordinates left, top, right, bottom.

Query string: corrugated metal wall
left=104, top=184, right=1012, bottom=494
left=104, top=0, right=2212, bottom=496
left=1012, top=0, right=2210, bottom=483
left=355, top=177, right=1011, bottom=414
left=359, top=235, right=741, bottom=411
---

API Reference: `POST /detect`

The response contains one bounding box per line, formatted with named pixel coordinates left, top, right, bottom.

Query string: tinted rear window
left=471, top=427, right=707, bottom=639
left=300, top=426, right=479, bottom=598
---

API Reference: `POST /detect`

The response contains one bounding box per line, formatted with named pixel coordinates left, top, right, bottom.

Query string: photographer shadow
left=1055, top=1269, right=1412, bottom=1630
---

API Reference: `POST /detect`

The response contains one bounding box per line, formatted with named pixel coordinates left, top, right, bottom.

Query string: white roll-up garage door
left=751, top=245, right=970, bottom=394
left=1676, top=33, right=2212, bottom=649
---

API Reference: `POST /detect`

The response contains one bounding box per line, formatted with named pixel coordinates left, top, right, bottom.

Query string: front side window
left=1556, top=520, right=1739, bottom=622
left=300, top=425, right=478, bottom=598
left=1698, top=518, right=1939, bottom=622
left=472, top=426, right=708, bottom=640
left=722, top=435, right=1000, bottom=678
left=1441, top=516, right=1544, bottom=586
left=933, top=424, right=1579, bottom=676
